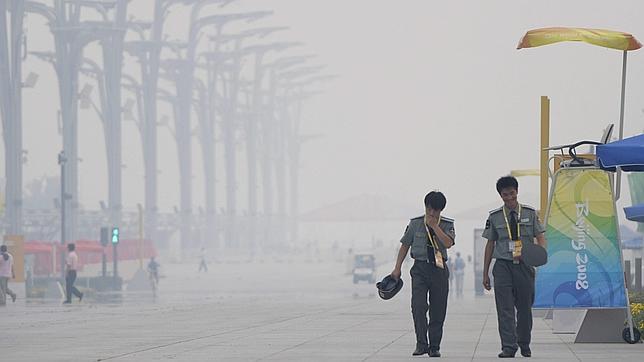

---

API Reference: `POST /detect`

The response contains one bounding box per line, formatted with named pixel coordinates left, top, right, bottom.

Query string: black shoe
left=520, top=348, right=531, bottom=357
left=78, top=293, right=83, bottom=302
left=429, top=350, right=441, bottom=357
left=11, top=294, right=16, bottom=303
left=498, top=349, right=516, bottom=358
left=412, top=347, right=428, bottom=356
left=63, top=300, right=71, bottom=304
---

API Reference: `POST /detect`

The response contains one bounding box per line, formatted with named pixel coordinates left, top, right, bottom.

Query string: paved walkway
left=0, top=261, right=642, bottom=361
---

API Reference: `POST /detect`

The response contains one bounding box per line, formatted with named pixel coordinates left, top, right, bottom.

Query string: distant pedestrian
left=346, top=248, right=354, bottom=275
left=64, top=243, right=83, bottom=304
left=198, top=247, right=208, bottom=272
left=447, top=258, right=454, bottom=292
left=147, top=257, right=160, bottom=286
left=454, top=252, right=466, bottom=298
left=0, top=245, right=17, bottom=305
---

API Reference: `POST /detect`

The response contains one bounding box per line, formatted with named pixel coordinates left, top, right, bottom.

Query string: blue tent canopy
left=624, top=204, right=644, bottom=223
left=597, top=134, right=644, bottom=172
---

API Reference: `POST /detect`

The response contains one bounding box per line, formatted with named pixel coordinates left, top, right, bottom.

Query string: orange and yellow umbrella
left=517, top=27, right=642, bottom=200
left=517, top=27, right=641, bottom=51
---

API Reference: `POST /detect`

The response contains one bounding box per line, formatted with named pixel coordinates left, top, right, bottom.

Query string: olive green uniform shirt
left=400, top=215, right=456, bottom=261
left=482, top=204, right=545, bottom=261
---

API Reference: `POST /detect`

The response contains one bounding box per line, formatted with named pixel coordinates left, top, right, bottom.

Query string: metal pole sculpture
left=27, top=0, right=113, bottom=245
left=0, top=0, right=26, bottom=236
left=101, top=0, right=128, bottom=231
left=194, top=11, right=272, bottom=249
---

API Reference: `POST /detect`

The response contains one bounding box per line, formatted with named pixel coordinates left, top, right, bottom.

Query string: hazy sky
left=5, top=0, right=644, bottom=225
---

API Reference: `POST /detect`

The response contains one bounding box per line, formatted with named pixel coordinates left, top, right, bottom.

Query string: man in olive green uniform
left=482, top=176, right=547, bottom=358
left=391, top=191, right=455, bottom=358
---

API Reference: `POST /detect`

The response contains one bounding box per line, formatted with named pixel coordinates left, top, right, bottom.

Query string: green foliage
left=629, top=291, right=644, bottom=331
left=630, top=302, right=644, bottom=331
left=630, top=291, right=644, bottom=304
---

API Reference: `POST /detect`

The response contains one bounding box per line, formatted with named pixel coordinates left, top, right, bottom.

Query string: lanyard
left=502, top=204, right=521, bottom=241
left=423, top=216, right=440, bottom=249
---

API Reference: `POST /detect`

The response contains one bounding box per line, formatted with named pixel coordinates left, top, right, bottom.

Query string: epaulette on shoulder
left=440, top=216, right=454, bottom=223
left=521, top=204, right=536, bottom=211
left=489, top=206, right=503, bottom=214
left=411, top=215, right=424, bottom=221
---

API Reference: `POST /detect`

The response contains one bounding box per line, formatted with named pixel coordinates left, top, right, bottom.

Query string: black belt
left=496, top=258, right=522, bottom=265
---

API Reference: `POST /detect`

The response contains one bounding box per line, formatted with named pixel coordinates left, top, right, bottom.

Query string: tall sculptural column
left=0, top=0, right=26, bottom=236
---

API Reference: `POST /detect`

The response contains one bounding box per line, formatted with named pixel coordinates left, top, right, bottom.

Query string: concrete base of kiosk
left=552, top=309, right=586, bottom=333
left=574, top=308, right=626, bottom=343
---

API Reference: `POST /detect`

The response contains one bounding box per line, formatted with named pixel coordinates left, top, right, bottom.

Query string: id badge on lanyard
left=424, top=219, right=444, bottom=269
left=503, top=206, right=522, bottom=263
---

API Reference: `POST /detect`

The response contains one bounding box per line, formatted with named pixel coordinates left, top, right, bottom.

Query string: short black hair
left=67, top=243, right=75, bottom=251
left=0, top=245, right=6, bottom=252
left=424, top=191, right=447, bottom=211
left=496, top=176, right=519, bottom=194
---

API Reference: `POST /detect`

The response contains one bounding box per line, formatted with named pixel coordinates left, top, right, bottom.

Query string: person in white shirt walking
left=453, top=252, right=466, bottom=298
left=0, top=245, right=17, bottom=305
left=64, top=243, right=83, bottom=304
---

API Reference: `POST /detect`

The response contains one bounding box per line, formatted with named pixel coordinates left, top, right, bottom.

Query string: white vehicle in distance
left=353, top=253, right=376, bottom=284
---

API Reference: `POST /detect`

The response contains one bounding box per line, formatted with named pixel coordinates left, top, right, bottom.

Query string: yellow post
left=540, top=96, right=550, bottom=221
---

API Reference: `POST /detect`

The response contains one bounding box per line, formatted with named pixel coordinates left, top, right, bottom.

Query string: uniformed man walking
left=482, top=176, right=547, bottom=358
left=391, top=191, right=455, bottom=357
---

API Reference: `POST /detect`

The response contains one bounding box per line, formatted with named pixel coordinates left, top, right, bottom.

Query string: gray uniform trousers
left=410, top=259, right=449, bottom=351
left=492, top=259, right=535, bottom=351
